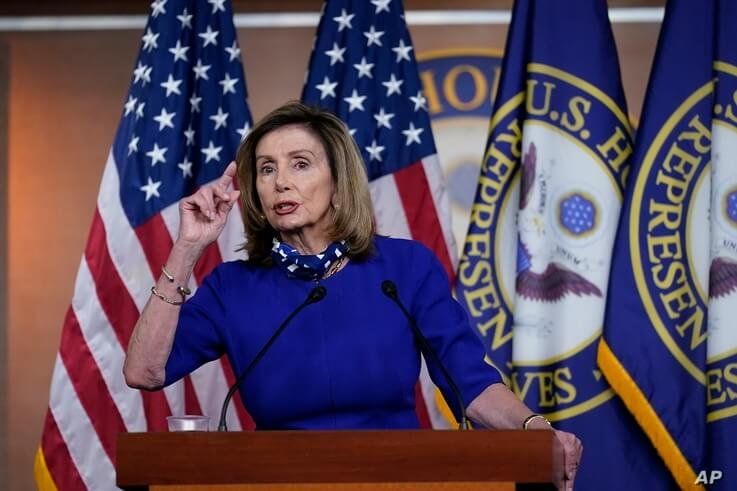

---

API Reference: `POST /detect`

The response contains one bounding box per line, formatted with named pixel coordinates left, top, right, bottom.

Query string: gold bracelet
left=151, top=286, right=184, bottom=306
left=161, top=265, right=192, bottom=296
left=523, top=414, right=552, bottom=430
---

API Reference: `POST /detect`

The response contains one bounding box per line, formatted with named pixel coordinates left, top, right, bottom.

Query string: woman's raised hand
left=177, top=162, right=241, bottom=251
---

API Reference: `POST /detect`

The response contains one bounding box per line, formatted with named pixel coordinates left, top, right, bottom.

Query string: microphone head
left=309, top=285, right=327, bottom=302
left=381, top=280, right=398, bottom=298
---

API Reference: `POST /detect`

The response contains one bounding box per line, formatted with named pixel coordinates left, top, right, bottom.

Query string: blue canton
left=301, top=0, right=436, bottom=181
left=112, top=0, right=252, bottom=228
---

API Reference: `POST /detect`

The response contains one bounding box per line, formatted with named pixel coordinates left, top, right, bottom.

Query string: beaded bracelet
left=151, top=286, right=184, bottom=306
left=522, top=414, right=552, bottom=430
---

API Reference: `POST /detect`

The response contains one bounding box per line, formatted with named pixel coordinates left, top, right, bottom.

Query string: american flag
left=302, top=0, right=457, bottom=428
left=34, top=1, right=254, bottom=489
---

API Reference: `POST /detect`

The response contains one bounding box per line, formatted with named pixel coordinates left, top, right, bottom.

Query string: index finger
left=218, top=161, right=237, bottom=186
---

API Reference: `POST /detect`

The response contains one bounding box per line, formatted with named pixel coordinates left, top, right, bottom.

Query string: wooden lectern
left=117, top=430, right=562, bottom=491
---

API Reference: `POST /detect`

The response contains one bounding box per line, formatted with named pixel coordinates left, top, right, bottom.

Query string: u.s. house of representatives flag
left=600, top=0, right=736, bottom=489
left=457, top=0, right=675, bottom=488
left=302, top=0, right=457, bottom=428
left=34, top=1, right=254, bottom=489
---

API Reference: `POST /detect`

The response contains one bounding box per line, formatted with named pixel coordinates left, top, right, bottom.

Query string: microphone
left=381, top=280, right=471, bottom=430
left=217, top=285, right=327, bottom=431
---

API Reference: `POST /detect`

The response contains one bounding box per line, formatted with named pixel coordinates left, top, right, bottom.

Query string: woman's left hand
left=554, top=429, right=583, bottom=490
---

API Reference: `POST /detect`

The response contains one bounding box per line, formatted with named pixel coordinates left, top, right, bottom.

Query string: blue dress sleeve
left=163, top=266, right=228, bottom=386
left=408, top=244, right=503, bottom=420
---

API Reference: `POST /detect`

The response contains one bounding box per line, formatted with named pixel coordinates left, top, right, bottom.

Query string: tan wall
left=2, top=19, right=659, bottom=491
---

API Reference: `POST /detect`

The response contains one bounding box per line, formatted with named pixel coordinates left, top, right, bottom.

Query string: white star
left=392, top=39, right=413, bottom=62
left=136, top=102, right=146, bottom=119
left=177, top=8, right=193, bottom=29
left=371, top=0, right=391, bottom=13
left=133, top=62, right=152, bottom=85
left=333, top=8, right=355, bottom=31
left=208, top=0, right=226, bottom=13
left=382, top=73, right=403, bottom=96
left=178, top=157, right=193, bottom=178
left=189, top=94, right=202, bottom=112
left=365, top=140, right=385, bottom=161
left=353, top=57, right=374, bottom=79
left=343, top=89, right=366, bottom=112
left=210, top=107, right=229, bottom=130
left=168, top=40, right=189, bottom=62
left=219, top=73, right=238, bottom=94
left=193, top=59, right=211, bottom=80
left=402, top=122, right=424, bottom=146
left=142, top=28, right=159, bottom=52
left=236, top=121, right=251, bottom=140
left=146, top=143, right=168, bottom=166
left=225, top=41, right=241, bottom=62
left=315, top=76, right=338, bottom=99
left=184, top=125, right=195, bottom=145
left=410, top=90, right=427, bottom=111
left=198, top=26, right=219, bottom=47
left=140, top=177, right=162, bottom=201
left=124, top=95, right=138, bottom=116
left=201, top=140, right=223, bottom=163
left=373, top=108, right=395, bottom=129
left=325, top=42, right=346, bottom=66
left=151, top=0, right=167, bottom=17
left=349, top=128, right=357, bottom=137
left=127, top=136, right=139, bottom=155
left=153, top=107, right=176, bottom=130
left=160, top=74, right=183, bottom=97
left=363, top=26, right=384, bottom=47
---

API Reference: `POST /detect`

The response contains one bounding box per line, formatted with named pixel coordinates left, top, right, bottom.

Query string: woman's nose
left=274, top=169, right=290, bottom=191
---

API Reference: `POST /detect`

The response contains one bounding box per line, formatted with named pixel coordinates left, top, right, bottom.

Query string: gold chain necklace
left=321, top=255, right=346, bottom=280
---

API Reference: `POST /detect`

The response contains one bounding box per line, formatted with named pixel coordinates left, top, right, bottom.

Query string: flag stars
left=193, top=59, right=211, bottom=80
left=168, top=40, right=189, bottom=62
left=365, top=140, right=385, bottom=161
left=353, top=57, right=374, bottom=79
left=151, top=0, right=167, bottom=18
left=142, top=28, right=159, bottom=52
left=146, top=143, right=168, bottom=166
left=315, top=76, right=338, bottom=99
left=402, top=122, right=424, bottom=146
left=325, top=42, right=346, bottom=65
left=177, top=8, right=193, bottom=29
left=178, top=157, right=193, bottom=178
left=127, top=136, right=139, bottom=155
left=136, top=102, right=146, bottom=119
left=371, top=0, right=391, bottom=13
left=410, top=90, right=427, bottom=111
left=382, top=73, right=403, bottom=96
left=225, top=41, right=241, bottom=62
left=160, top=74, right=183, bottom=96
left=236, top=121, right=251, bottom=140
left=210, top=107, right=229, bottom=130
left=343, top=89, right=367, bottom=112
left=124, top=95, right=138, bottom=116
left=153, top=107, right=176, bottom=130
left=199, top=26, right=219, bottom=47
left=208, top=0, right=226, bottom=13
left=201, top=140, right=223, bottom=163
left=219, top=73, right=238, bottom=94
left=189, top=94, right=202, bottom=112
left=133, top=62, right=152, bottom=85
left=392, top=39, right=413, bottom=62
left=184, top=125, right=195, bottom=145
left=140, top=177, right=162, bottom=201
left=363, top=26, right=385, bottom=47
left=333, top=8, right=355, bottom=31
left=373, top=108, right=395, bottom=129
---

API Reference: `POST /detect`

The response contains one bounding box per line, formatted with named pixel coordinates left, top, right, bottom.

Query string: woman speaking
left=124, top=101, right=582, bottom=489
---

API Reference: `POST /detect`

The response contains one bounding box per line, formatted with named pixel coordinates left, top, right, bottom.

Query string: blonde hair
left=235, top=101, right=376, bottom=265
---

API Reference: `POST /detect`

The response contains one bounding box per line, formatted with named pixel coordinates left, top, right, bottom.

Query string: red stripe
left=413, top=382, right=432, bottom=429
left=193, top=242, right=222, bottom=280
left=134, top=213, right=174, bottom=278
left=184, top=376, right=203, bottom=415
left=59, top=308, right=126, bottom=461
left=40, top=409, right=86, bottom=491
left=86, top=210, right=172, bottom=428
left=393, top=161, right=455, bottom=283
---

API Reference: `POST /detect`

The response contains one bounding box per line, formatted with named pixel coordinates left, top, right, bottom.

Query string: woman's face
left=255, top=124, right=336, bottom=245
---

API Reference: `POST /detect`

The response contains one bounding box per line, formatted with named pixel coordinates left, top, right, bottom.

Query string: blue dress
left=164, top=236, right=502, bottom=429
